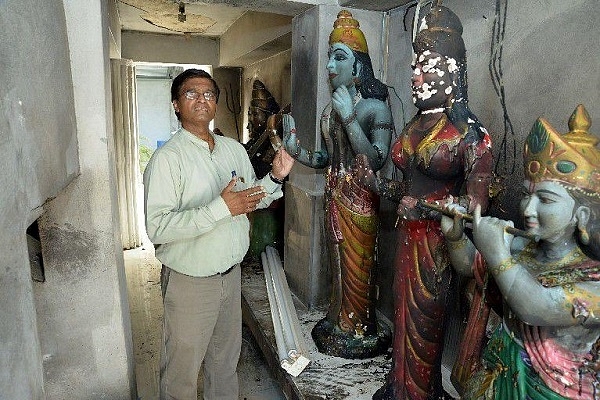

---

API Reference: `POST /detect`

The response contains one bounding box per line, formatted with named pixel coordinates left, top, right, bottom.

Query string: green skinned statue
left=442, top=105, right=600, bottom=399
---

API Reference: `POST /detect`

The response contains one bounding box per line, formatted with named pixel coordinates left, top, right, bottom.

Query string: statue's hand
left=331, top=85, right=355, bottom=120
left=397, top=196, right=422, bottom=221
left=353, top=154, right=377, bottom=191
left=281, top=114, right=300, bottom=158
left=472, top=204, right=513, bottom=262
left=441, top=202, right=467, bottom=241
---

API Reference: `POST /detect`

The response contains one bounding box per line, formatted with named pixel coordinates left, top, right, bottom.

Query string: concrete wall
left=0, top=0, right=79, bottom=397
left=213, top=67, right=244, bottom=141
left=122, top=31, right=220, bottom=65
left=220, top=11, right=293, bottom=67
left=0, top=0, right=135, bottom=398
left=108, top=0, right=122, bottom=58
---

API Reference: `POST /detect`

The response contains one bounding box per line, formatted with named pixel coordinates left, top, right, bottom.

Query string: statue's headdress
left=329, top=10, right=368, bottom=54
left=524, top=104, right=600, bottom=195
left=250, top=80, right=280, bottom=115
left=413, top=3, right=465, bottom=62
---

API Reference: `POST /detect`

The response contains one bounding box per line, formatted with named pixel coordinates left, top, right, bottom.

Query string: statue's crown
left=524, top=104, right=600, bottom=194
left=413, top=5, right=465, bottom=62
left=329, top=10, right=368, bottom=54
left=250, top=80, right=279, bottom=114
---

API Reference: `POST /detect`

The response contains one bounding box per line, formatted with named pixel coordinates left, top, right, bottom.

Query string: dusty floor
left=124, top=243, right=286, bottom=400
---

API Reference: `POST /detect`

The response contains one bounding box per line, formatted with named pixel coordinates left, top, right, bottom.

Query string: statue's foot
left=372, top=382, right=393, bottom=400
left=371, top=379, right=453, bottom=400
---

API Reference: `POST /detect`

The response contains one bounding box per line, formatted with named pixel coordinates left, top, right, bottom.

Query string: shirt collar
left=180, top=127, right=215, bottom=149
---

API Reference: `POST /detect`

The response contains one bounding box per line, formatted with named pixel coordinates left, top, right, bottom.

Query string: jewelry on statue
left=446, top=234, right=469, bottom=250
left=306, top=149, right=313, bottom=163
left=372, top=122, right=395, bottom=132
left=341, top=110, right=358, bottom=126
left=490, top=256, right=516, bottom=276
left=580, top=226, right=590, bottom=245
left=292, top=141, right=300, bottom=159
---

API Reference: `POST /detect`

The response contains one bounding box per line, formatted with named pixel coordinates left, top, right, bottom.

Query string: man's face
left=172, top=77, right=217, bottom=127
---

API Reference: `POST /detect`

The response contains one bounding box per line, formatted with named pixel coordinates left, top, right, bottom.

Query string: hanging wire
left=403, top=1, right=418, bottom=32
left=225, top=83, right=242, bottom=141
left=489, top=0, right=517, bottom=177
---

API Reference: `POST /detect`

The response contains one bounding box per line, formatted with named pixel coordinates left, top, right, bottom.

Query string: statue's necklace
left=516, top=242, right=587, bottom=272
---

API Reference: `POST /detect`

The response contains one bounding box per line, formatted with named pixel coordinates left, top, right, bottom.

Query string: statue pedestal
left=311, top=318, right=391, bottom=359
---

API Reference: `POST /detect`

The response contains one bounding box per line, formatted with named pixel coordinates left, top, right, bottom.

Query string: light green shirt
left=143, top=128, right=282, bottom=277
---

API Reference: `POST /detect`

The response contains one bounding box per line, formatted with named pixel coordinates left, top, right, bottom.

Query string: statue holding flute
left=441, top=105, right=600, bottom=399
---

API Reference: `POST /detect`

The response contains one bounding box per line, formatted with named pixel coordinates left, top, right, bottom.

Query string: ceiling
left=118, top=0, right=316, bottom=36
left=117, top=0, right=415, bottom=37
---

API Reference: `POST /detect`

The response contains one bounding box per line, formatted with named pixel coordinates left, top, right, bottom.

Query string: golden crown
left=524, top=104, right=600, bottom=194
left=329, top=10, right=368, bottom=54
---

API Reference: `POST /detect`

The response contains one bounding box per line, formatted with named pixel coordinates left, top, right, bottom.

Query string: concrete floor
left=124, top=243, right=286, bottom=400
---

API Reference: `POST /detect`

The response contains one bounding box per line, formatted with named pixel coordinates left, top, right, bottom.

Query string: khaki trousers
left=160, top=265, right=241, bottom=400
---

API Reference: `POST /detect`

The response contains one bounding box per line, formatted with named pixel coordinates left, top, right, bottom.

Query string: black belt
left=211, top=264, right=236, bottom=277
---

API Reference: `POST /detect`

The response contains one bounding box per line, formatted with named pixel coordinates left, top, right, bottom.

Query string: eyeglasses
left=182, top=90, right=217, bottom=102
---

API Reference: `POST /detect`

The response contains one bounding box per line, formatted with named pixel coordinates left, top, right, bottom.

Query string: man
left=143, top=69, right=294, bottom=400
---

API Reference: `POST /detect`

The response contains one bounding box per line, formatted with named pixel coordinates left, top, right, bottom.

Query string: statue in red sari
left=362, top=3, right=494, bottom=398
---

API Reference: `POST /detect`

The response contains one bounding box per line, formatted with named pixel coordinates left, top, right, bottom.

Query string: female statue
left=364, top=3, right=494, bottom=399
left=282, top=10, right=393, bottom=359
left=442, top=105, right=600, bottom=399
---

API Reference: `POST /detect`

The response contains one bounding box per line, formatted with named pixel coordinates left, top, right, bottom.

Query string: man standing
left=143, top=69, right=294, bottom=400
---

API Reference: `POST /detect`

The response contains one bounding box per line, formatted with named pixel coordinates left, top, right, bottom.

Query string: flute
left=417, top=200, right=540, bottom=242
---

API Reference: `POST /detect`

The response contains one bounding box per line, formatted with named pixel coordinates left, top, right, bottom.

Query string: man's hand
left=221, top=179, right=267, bottom=216
left=271, top=148, right=295, bottom=181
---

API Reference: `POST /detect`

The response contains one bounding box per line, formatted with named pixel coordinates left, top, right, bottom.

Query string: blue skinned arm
left=282, top=114, right=329, bottom=169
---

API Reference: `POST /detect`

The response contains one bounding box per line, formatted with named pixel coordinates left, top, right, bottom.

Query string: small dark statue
left=245, top=79, right=282, bottom=179
left=244, top=80, right=285, bottom=258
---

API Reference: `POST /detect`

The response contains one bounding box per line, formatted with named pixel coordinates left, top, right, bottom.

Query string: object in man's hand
left=266, top=114, right=284, bottom=151
left=269, top=129, right=283, bottom=151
